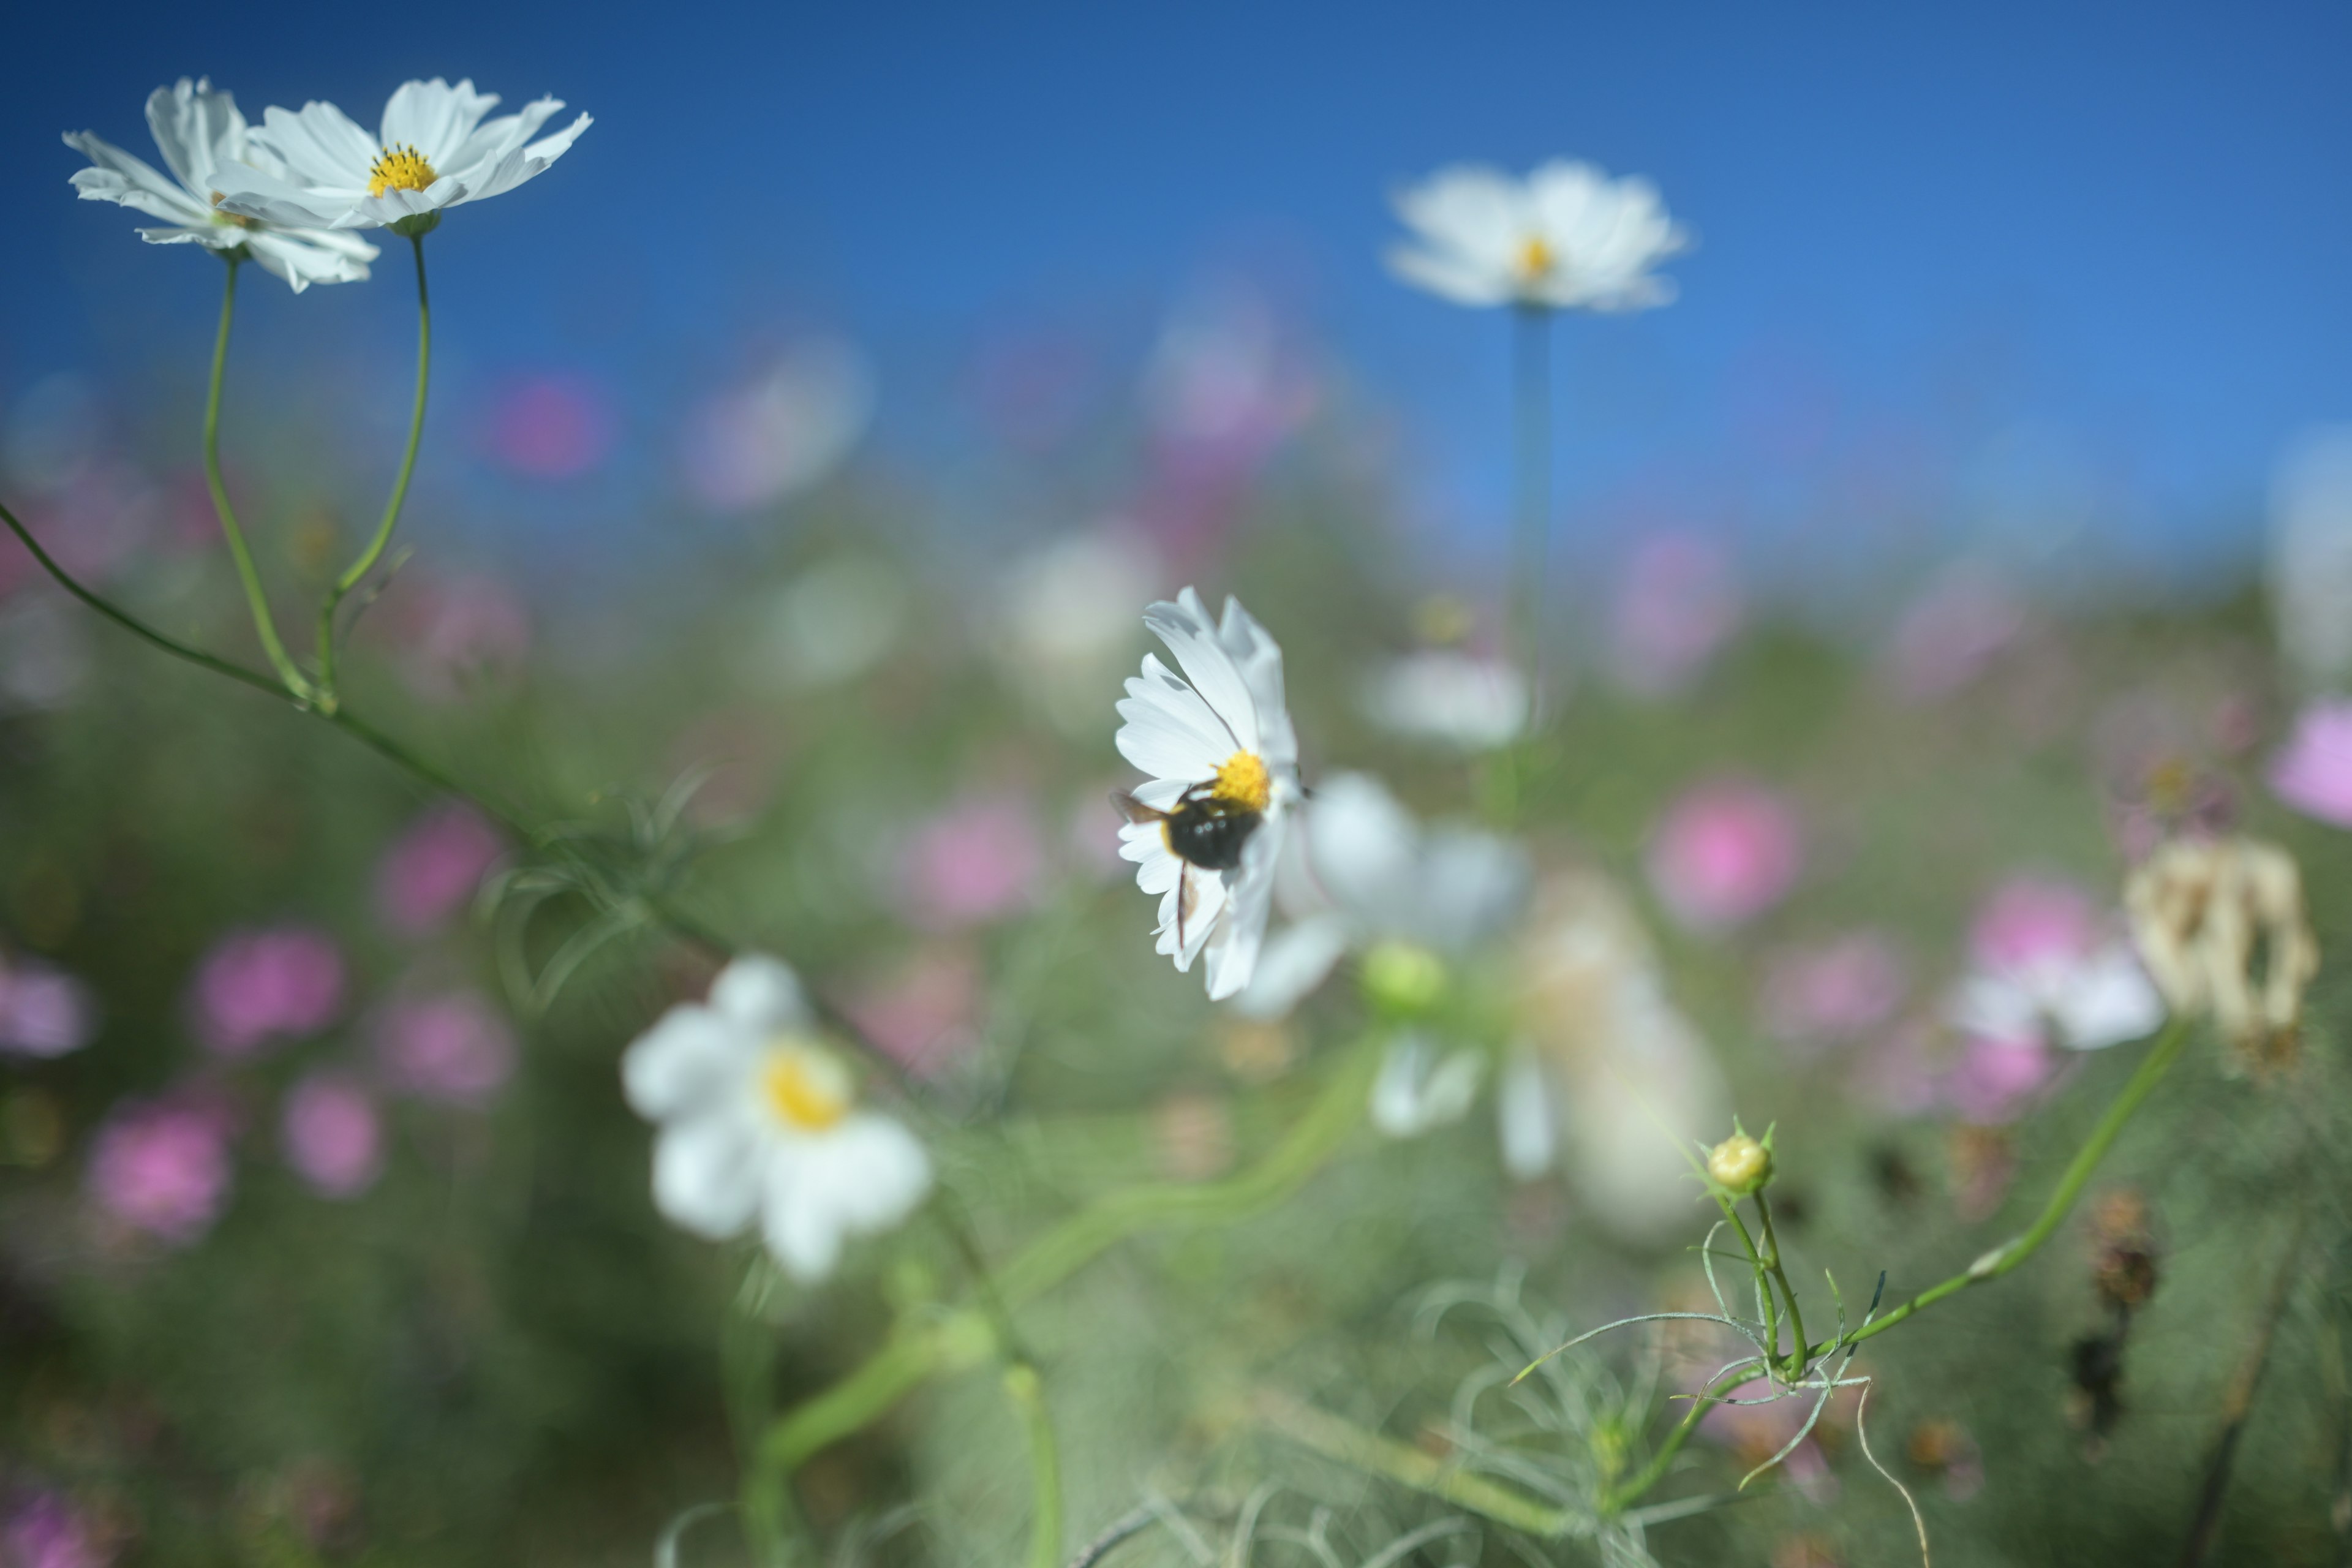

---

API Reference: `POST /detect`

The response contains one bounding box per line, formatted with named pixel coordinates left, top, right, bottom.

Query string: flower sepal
left=388, top=210, right=442, bottom=240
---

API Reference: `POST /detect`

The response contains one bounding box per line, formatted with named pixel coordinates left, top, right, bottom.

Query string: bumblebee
left=1111, top=782, right=1265, bottom=872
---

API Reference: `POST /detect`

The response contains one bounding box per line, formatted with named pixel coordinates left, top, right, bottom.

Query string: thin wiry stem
left=202, top=256, right=309, bottom=696
left=317, top=230, right=431, bottom=707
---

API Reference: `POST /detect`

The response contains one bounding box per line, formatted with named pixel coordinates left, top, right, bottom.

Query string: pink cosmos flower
left=484, top=374, right=615, bottom=480
left=2269, top=701, right=2352, bottom=827
left=1607, top=532, right=1744, bottom=696
left=375, top=991, right=517, bottom=1108
left=1758, top=933, right=1907, bottom=1050
left=281, top=1074, right=383, bottom=1199
left=2, top=1491, right=108, bottom=1568
left=0, top=955, right=96, bottom=1059
left=87, top=1096, right=235, bottom=1245
left=1646, top=780, right=1803, bottom=933
left=897, top=793, right=1043, bottom=929
left=191, top=927, right=344, bottom=1058
left=1941, top=1035, right=2061, bottom=1124
left=374, top=802, right=505, bottom=935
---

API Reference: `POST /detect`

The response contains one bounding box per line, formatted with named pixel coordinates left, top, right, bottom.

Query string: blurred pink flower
left=485, top=374, right=615, bottom=480
left=1941, top=1035, right=2060, bottom=1124
left=382, top=574, right=531, bottom=703
left=2269, top=701, right=2352, bottom=827
left=1759, top=933, right=1907, bottom=1049
left=374, top=802, right=505, bottom=934
left=192, top=927, right=344, bottom=1058
left=1968, top=878, right=2097, bottom=972
left=281, top=1074, right=383, bottom=1199
left=898, top=793, right=1043, bottom=929
left=1948, top=876, right=2162, bottom=1064
left=0, top=954, right=96, bottom=1059
left=1646, top=780, right=1802, bottom=933
left=2, top=1491, right=108, bottom=1568
left=87, top=1096, right=235, bottom=1245
left=840, top=948, right=982, bottom=1078
left=1607, top=532, right=1744, bottom=696
left=375, top=990, right=516, bottom=1107
left=1882, top=568, right=2023, bottom=701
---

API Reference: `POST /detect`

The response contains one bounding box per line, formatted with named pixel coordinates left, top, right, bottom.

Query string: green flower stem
left=1754, top=1191, right=1808, bottom=1379
left=1604, top=1015, right=2195, bottom=1520
left=203, top=257, right=309, bottom=698
left=1600, top=1362, right=1757, bottom=1517
left=1806, top=1012, right=2192, bottom=1361
left=747, top=1039, right=1381, bottom=1521
left=1003, top=1364, right=1063, bottom=1568
left=1259, top=1393, right=1579, bottom=1539
left=317, top=231, right=431, bottom=709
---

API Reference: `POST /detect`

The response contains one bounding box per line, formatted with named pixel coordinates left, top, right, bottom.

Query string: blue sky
left=5, top=0, right=2349, bottom=578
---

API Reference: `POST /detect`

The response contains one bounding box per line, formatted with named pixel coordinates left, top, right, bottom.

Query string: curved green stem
left=1262, top=1394, right=1580, bottom=1539
left=317, top=231, right=431, bottom=709
left=203, top=257, right=308, bottom=698
left=1755, top=1191, right=1808, bottom=1379
left=1003, top=1364, right=1062, bottom=1568
left=1602, top=1362, right=1757, bottom=1515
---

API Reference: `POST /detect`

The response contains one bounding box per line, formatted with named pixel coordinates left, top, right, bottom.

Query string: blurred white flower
left=993, top=529, right=1159, bottom=733
left=621, top=955, right=930, bottom=1281
left=1235, top=771, right=1530, bottom=1019
left=755, top=556, right=907, bottom=690
left=1369, top=1032, right=1485, bottom=1137
left=1387, top=160, right=1687, bottom=312
left=1115, top=589, right=1301, bottom=1000
left=210, top=77, right=589, bottom=233
left=2269, top=426, right=2352, bottom=690
left=682, top=339, right=874, bottom=513
left=1948, top=878, right=2165, bottom=1055
left=64, top=77, right=378, bottom=291
left=1514, top=868, right=1732, bottom=1242
left=1359, top=650, right=1529, bottom=751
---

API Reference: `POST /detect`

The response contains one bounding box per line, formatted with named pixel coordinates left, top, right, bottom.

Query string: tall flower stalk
left=201, top=255, right=309, bottom=698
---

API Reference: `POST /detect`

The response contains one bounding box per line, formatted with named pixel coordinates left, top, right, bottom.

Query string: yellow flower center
left=207, top=192, right=257, bottom=229
left=760, top=1041, right=851, bottom=1132
left=1210, top=750, right=1272, bottom=813
left=368, top=144, right=439, bottom=198
left=1518, top=236, right=1556, bottom=279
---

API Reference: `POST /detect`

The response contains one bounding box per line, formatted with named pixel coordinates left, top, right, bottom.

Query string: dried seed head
left=2124, top=835, right=2319, bottom=1071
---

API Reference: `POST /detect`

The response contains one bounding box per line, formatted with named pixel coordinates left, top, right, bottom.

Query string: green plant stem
left=317, top=231, right=431, bottom=709
left=1807, top=1013, right=2192, bottom=1361
left=1754, top=1191, right=1808, bottom=1379
left=1004, top=1364, right=1063, bottom=1568
left=1510, top=303, right=1552, bottom=717
left=202, top=257, right=308, bottom=698
left=1259, top=1394, right=1578, bottom=1539
left=1601, top=1362, right=1756, bottom=1515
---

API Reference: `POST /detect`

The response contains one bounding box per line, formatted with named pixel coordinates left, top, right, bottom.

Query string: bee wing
left=1177, top=862, right=1197, bottom=952
left=1110, top=788, right=1170, bottom=826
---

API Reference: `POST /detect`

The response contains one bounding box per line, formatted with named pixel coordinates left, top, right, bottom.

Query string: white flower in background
left=1235, top=771, right=1531, bottom=1019
left=1387, top=160, right=1688, bottom=312
left=621, top=955, right=930, bottom=1281
left=994, top=529, right=1161, bottom=735
left=63, top=78, right=378, bottom=292
left=1513, top=868, right=1732, bottom=1242
left=682, top=338, right=875, bottom=513
left=1948, top=878, right=2165, bottom=1055
left=209, top=78, right=589, bottom=233
left=1359, top=650, right=1529, bottom=752
left=1114, top=589, right=1301, bottom=1000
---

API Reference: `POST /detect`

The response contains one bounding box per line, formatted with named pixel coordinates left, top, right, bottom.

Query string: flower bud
left=1360, top=941, right=1447, bottom=1017
left=1706, top=1132, right=1771, bottom=1194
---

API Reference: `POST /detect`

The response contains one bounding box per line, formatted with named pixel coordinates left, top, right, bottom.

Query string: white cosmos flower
left=621, top=954, right=931, bottom=1281
left=1947, top=937, right=2164, bottom=1053
left=63, top=78, right=379, bottom=292
left=1115, top=587, right=1302, bottom=1000
left=1235, top=771, right=1531, bottom=1020
left=209, top=77, right=589, bottom=233
left=1359, top=650, right=1530, bottom=752
left=1388, top=160, right=1687, bottom=312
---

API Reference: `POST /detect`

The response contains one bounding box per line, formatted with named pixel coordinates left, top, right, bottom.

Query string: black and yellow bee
left=1112, top=780, right=1269, bottom=949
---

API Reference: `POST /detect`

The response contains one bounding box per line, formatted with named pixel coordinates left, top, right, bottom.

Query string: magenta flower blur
left=0, top=954, right=97, bottom=1059
left=1606, top=532, right=1744, bottom=696
left=281, top=1074, right=383, bottom=1199
left=1645, top=780, right=1802, bottom=933
left=192, top=926, right=344, bottom=1057
left=2, top=1491, right=108, bottom=1568
left=87, top=1096, right=235, bottom=1245
left=485, top=374, right=615, bottom=480
left=1758, top=932, right=1907, bottom=1049
left=1942, top=1035, right=2060, bottom=1123
left=897, top=793, right=1043, bottom=929
left=374, top=802, right=505, bottom=934
left=376, top=990, right=517, bottom=1107
left=2269, top=700, right=2352, bottom=828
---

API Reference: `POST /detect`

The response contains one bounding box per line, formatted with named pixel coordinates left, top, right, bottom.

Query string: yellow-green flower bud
left=1707, top=1133, right=1771, bottom=1195
left=1360, top=941, right=1447, bottom=1016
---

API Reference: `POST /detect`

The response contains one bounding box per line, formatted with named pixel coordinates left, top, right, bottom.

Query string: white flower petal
left=1143, top=589, right=1261, bottom=755
left=380, top=77, right=500, bottom=166
left=622, top=1003, right=754, bottom=1118
left=1230, top=913, right=1351, bottom=1020
left=255, top=100, right=379, bottom=190
left=1497, top=1047, right=1557, bottom=1180
left=1202, top=816, right=1283, bottom=999
left=760, top=1114, right=932, bottom=1281
left=2050, top=943, right=2167, bottom=1050
left=651, top=1109, right=766, bottom=1238
left=709, top=954, right=809, bottom=1035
